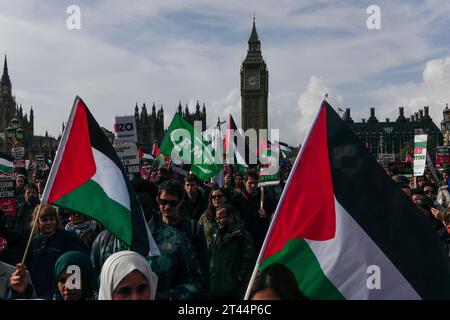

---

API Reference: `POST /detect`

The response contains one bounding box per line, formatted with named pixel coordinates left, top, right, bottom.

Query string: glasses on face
left=211, top=194, right=223, bottom=200
left=215, top=214, right=230, bottom=222
left=159, top=199, right=179, bottom=207
left=424, top=189, right=433, bottom=194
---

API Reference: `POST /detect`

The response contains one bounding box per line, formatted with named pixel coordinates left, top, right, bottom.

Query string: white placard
left=113, top=115, right=137, bottom=143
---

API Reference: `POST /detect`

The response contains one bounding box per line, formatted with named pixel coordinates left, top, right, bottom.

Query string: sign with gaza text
left=114, top=142, right=140, bottom=180
left=0, top=175, right=16, bottom=216
left=113, top=115, right=137, bottom=143
left=413, top=134, right=427, bottom=177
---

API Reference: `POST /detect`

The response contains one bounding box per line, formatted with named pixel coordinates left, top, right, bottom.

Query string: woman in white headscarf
left=98, top=251, right=158, bottom=300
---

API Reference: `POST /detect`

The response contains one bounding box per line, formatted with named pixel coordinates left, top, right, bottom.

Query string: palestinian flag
left=42, top=97, right=159, bottom=257
left=247, top=101, right=450, bottom=299
left=0, top=153, right=14, bottom=172
left=139, top=148, right=154, bottom=162
left=279, top=141, right=293, bottom=159
left=151, top=143, right=165, bottom=169
left=224, top=114, right=251, bottom=173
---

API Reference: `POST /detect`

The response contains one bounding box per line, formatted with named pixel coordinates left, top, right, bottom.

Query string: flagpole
left=260, top=186, right=264, bottom=210
left=21, top=203, right=43, bottom=264
left=243, top=101, right=327, bottom=299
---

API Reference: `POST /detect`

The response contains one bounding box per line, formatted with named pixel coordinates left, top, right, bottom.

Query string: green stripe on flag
left=0, top=164, right=14, bottom=172
left=260, top=238, right=344, bottom=300
left=53, top=179, right=133, bottom=245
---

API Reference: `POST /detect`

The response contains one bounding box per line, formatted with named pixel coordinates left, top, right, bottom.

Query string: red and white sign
left=13, top=159, right=26, bottom=168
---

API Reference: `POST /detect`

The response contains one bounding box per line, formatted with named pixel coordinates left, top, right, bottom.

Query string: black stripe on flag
left=84, top=104, right=150, bottom=256
left=324, top=101, right=450, bottom=299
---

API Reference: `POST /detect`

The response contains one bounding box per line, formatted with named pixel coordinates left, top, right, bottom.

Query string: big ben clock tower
left=241, top=17, right=268, bottom=136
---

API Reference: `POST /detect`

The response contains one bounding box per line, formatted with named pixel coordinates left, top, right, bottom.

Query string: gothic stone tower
left=241, top=18, right=268, bottom=137
left=0, top=55, right=34, bottom=154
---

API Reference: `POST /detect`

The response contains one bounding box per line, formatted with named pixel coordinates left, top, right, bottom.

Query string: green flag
left=160, top=113, right=223, bottom=181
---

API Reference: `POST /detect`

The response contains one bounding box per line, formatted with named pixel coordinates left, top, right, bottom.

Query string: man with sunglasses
left=157, top=180, right=209, bottom=293
left=91, top=179, right=204, bottom=300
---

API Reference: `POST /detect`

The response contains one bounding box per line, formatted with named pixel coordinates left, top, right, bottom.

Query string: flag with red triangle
left=151, top=142, right=165, bottom=168
left=246, top=101, right=450, bottom=300
left=42, top=97, right=159, bottom=257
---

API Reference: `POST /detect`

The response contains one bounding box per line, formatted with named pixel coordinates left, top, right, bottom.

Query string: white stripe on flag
left=306, top=197, right=421, bottom=300
left=91, top=147, right=131, bottom=211
left=0, top=158, right=13, bottom=167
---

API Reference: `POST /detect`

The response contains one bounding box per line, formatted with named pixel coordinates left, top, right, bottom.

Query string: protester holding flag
left=1, top=261, right=35, bottom=299
left=41, top=97, right=159, bottom=259
left=27, top=204, right=89, bottom=299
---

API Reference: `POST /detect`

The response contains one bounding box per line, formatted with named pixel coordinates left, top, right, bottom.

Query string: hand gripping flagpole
left=243, top=101, right=326, bottom=299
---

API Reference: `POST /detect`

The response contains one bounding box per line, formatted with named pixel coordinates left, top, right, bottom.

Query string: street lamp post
left=6, top=117, right=24, bottom=148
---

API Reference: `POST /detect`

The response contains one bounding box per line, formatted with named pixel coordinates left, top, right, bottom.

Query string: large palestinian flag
left=247, top=101, right=450, bottom=299
left=42, top=97, right=159, bottom=257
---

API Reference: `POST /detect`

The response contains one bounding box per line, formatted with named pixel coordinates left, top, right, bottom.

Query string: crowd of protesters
left=387, top=166, right=450, bottom=256
left=0, top=163, right=289, bottom=300
left=1, top=157, right=449, bottom=300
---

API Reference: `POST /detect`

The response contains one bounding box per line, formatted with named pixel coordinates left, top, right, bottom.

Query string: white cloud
left=2, top=0, right=450, bottom=145
left=369, top=56, right=450, bottom=125
left=295, top=76, right=330, bottom=143
left=208, top=88, right=241, bottom=128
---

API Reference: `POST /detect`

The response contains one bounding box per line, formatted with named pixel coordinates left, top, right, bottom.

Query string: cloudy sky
left=2, top=0, right=450, bottom=146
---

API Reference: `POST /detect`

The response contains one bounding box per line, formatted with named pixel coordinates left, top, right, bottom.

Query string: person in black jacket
left=231, top=170, right=275, bottom=252
left=26, top=204, right=89, bottom=299
left=14, top=183, right=40, bottom=240
left=181, top=174, right=207, bottom=221
left=0, top=209, right=26, bottom=266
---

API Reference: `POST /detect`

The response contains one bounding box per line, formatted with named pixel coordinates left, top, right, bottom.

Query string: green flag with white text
left=160, top=113, right=223, bottom=181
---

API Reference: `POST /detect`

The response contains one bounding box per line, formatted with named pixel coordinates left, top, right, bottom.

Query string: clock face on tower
left=247, top=75, right=258, bottom=88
